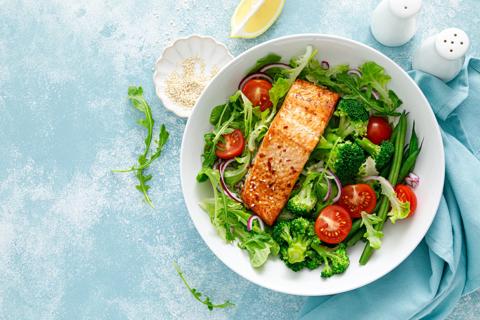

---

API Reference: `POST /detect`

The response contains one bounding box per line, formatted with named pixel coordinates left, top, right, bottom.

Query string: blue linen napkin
left=299, top=58, right=480, bottom=320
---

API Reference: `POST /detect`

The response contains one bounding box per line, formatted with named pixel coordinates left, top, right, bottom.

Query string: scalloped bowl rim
left=180, top=34, right=445, bottom=296
left=153, top=35, right=234, bottom=118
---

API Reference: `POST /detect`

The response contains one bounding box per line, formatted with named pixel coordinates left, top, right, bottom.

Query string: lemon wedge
left=230, top=0, right=285, bottom=39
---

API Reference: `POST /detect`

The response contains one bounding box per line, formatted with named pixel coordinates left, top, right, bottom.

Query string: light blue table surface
left=1, top=1, right=479, bottom=319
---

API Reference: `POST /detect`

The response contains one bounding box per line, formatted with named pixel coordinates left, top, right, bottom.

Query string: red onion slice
left=322, top=174, right=332, bottom=202
left=321, top=60, right=330, bottom=70
left=326, top=169, right=342, bottom=203
left=405, top=172, right=420, bottom=188
left=259, top=63, right=291, bottom=73
left=238, top=72, right=273, bottom=90
left=371, top=89, right=380, bottom=100
left=218, top=159, right=243, bottom=203
left=247, top=215, right=265, bottom=232
left=347, top=68, right=362, bottom=77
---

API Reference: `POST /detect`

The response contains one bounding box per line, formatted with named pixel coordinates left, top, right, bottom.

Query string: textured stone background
left=0, top=0, right=479, bottom=319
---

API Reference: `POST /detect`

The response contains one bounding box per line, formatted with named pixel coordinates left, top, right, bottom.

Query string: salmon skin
left=241, top=79, right=339, bottom=226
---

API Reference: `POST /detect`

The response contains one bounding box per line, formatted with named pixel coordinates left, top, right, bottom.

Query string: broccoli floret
left=310, top=239, right=350, bottom=278
left=333, top=99, right=369, bottom=138
left=328, top=141, right=366, bottom=184
left=272, top=218, right=315, bottom=265
left=356, top=138, right=394, bottom=171
left=286, top=174, right=318, bottom=217
left=285, top=261, right=306, bottom=272
left=304, top=250, right=322, bottom=270
left=278, top=247, right=306, bottom=271
left=281, top=248, right=321, bottom=272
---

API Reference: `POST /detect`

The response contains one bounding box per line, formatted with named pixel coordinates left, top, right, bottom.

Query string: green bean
left=347, top=227, right=365, bottom=247
left=390, top=120, right=399, bottom=143
left=380, top=163, right=391, bottom=178
left=387, top=113, right=408, bottom=186
left=359, top=112, right=408, bottom=265
left=345, top=219, right=362, bottom=241
left=408, top=122, right=418, bottom=157
left=398, top=149, right=421, bottom=182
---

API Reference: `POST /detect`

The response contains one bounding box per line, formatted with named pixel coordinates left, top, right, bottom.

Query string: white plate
left=180, top=34, right=445, bottom=296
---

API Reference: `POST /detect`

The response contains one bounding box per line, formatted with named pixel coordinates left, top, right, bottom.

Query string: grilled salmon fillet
left=241, top=79, right=339, bottom=225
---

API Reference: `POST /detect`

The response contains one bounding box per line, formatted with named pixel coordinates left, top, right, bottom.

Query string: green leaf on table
left=112, top=86, right=170, bottom=207
left=174, top=262, right=235, bottom=311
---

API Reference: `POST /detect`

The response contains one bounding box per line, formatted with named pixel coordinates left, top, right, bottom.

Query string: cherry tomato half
left=367, top=116, right=392, bottom=144
left=315, top=205, right=352, bottom=244
left=215, top=129, right=245, bottom=159
left=395, top=184, right=417, bottom=217
left=338, top=184, right=377, bottom=219
left=241, top=79, right=273, bottom=111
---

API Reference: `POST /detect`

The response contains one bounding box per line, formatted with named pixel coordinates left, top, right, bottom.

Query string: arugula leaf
left=387, top=89, right=402, bottom=110
left=224, top=152, right=251, bottom=186
left=128, top=86, right=155, bottom=156
left=209, top=104, right=227, bottom=125
left=135, top=169, right=153, bottom=207
left=241, top=92, right=254, bottom=138
left=197, top=91, right=245, bottom=182
left=113, top=86, right=170, bottom=207
left=247, top=53, right=281, bottom=74
left=114, top=124, right=170, bottom=173
left=174, top=262, right=235, bottom=311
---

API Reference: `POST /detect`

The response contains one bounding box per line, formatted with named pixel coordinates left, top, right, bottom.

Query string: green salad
left=197, top=46, right=421, bottom=277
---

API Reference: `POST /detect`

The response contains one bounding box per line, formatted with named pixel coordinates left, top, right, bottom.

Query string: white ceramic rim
left=180, top=34, right=445, bottom=296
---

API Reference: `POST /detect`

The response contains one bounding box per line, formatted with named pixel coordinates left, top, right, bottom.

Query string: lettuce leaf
left=247, top=53, right=282, bottom=74
left=198, top=167, right=279, bottom=267
left=268, top=45, right=316, bottom=108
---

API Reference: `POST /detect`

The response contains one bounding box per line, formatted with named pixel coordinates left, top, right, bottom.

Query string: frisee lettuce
left=367, top=176, right=411, bottom=224
left=360, top=211, right=384, bottom=249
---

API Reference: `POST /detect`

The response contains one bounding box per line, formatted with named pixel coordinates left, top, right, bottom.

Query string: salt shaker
left=412, top=28, right=470, bottom=82
left=371, top=0, right=422, bottom=47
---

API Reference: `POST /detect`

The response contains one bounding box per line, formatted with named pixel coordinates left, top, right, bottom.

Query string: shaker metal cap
left=435, top=28, right=470, bottom=60
left=389, top=0, right=422, bottom=19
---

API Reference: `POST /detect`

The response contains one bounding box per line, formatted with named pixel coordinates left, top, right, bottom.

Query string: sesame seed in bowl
left=153, top=35, right=233, bottom=118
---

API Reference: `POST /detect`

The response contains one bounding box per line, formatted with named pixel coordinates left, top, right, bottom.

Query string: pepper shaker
left=412, top=28, right=470, bottom=82
left=371, top=0, right=422, bottom=47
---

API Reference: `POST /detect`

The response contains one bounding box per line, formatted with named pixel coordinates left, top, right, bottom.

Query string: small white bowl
left=153, top=35, right=233, bottom=118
